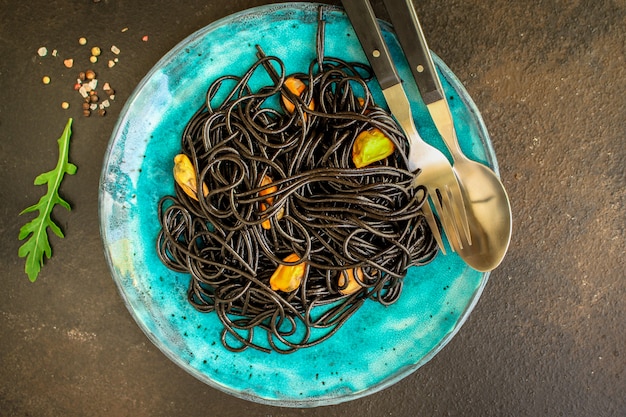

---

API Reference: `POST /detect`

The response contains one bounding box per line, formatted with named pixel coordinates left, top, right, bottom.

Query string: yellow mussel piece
left=270, top=253, right=306, bottom=292
left=338, top=267, right=364, bottom=295
left=173, top=154, right=208, bottom=201
left=352, top=128, right=396, bottom=168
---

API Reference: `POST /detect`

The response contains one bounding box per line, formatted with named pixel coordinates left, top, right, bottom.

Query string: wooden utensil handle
left=341, top=0, right=402, bottom=90
left=382, top=0, right=444, bottom=104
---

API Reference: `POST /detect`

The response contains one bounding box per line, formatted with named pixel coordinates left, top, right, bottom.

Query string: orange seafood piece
left=338, top=267, right=364, bottom=295
left=260, top=203, right=285, bottom=230
left=281, top=76, right=315, bottom=115
left=270, top=253, right=306, bottom=292
left=259, top=175, right=284, bottom=229
left=259, top=175, right=278, bottom=204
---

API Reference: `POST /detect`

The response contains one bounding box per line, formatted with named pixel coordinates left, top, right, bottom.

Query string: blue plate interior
left=99, top=3, right=494, bottom=408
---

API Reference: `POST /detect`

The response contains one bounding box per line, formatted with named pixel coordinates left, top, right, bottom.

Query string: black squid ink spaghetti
left=157, top=9, right=438, bottom=353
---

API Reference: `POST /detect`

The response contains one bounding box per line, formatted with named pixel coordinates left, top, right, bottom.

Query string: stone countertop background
left=1, top=0, right=623, bottom=416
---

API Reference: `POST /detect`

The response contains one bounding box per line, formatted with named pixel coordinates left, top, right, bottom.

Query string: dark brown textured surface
left=1, top=0, right=624, bottom=416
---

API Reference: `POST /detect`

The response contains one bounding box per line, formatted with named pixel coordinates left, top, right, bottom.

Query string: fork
left=341, top=0, right=470, bottom=253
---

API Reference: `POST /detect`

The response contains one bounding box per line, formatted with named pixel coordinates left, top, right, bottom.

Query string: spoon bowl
left=453, top=155, right=512, bottom=271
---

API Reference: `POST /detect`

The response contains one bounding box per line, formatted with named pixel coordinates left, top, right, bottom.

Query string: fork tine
left=447, top=180, right=472, bottom=247
left=434, top=187, right=463, bottom=252
left=421, top=200, right=446, bottom=255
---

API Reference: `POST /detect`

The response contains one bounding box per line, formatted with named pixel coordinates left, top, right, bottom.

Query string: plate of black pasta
left=100, top=2, right=497, bottom=407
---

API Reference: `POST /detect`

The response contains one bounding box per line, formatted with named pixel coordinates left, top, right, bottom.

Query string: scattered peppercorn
left=37, top=32, right=125, bottom=119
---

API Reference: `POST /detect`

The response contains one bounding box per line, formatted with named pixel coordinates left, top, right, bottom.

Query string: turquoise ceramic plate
left=99, top=3, right=496, bottom=407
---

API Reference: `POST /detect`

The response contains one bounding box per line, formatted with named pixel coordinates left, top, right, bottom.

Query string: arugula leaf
left=18, top=118, right=77, bottom=281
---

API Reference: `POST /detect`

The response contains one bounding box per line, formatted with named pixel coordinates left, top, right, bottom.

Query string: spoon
left=381, top=0, right=512, bottom=270
left=437, top=113, right=512, bottom=271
